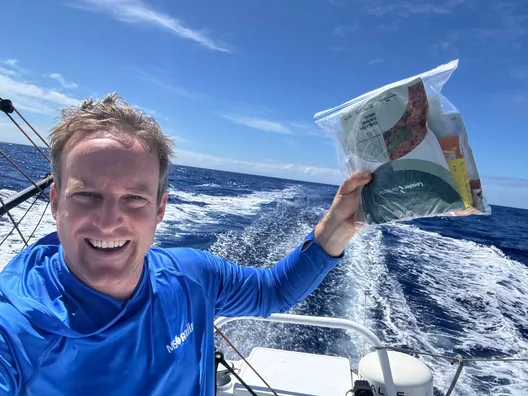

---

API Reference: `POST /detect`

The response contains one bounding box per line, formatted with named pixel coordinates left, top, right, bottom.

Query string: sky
left=0, top=0, right=527, bottom=209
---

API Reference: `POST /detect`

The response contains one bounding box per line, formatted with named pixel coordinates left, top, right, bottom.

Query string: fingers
left=340, top=172, right=372, bottom=194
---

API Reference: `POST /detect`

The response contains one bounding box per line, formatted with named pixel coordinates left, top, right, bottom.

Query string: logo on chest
left=166, top=322, right=194, bottom=354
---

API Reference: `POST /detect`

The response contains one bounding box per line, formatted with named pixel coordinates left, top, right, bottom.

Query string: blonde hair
left=49, top=93, right=174, bottom=202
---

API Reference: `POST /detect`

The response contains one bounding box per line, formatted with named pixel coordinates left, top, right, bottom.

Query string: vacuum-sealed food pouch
left=314, top=60, right=490, bottom=225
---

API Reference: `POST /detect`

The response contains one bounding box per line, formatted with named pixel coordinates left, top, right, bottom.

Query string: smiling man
left=0, top=93, right=371, bottom=395
left=52, top=133, right=167, bottom=301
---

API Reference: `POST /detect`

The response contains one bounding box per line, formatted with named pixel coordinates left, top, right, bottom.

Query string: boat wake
left=212, top=189, right=528, bottom=396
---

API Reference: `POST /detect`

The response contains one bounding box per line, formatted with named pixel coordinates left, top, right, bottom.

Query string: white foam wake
left=157, top=185, right=302, bottom=238
left=368, top=223, right=528, bottom=395
left=212, top=215, right=527, bottom=395
left=0, top=189, right=55, bottom=270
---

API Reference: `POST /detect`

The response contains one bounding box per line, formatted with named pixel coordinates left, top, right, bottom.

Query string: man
left=0, top=94, right=372, bottom=395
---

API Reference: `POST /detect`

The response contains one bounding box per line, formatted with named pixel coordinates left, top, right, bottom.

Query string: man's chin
left=67, top=241, right=143, bottom=289
left=77, top=261, right=144, bottom=298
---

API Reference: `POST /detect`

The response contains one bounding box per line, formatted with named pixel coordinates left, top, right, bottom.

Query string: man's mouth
left=85, top=238, right=130, bottom=252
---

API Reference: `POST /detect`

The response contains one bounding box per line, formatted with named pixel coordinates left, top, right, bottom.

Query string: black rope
left=445, top=360, right=466, bottom=396
left=0, top=196, right=28, bottom=247
left=0, top=150, right=50, bottom=201
left=215, top=350, right=258, bottom=396
left=27, top=197, right=49, bottom=244
left=0, top=192, right=40, bottom=247
left=13, top=107, right=50, bottom=149
left=215, top=325, right=278, bottom=395
left=1, top=97, right=50, bottom=162
left=1, top=112, right=50, bottom=162
left=0, top=99, right=14, bottom=114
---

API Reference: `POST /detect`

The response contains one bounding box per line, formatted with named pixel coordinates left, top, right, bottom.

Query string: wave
left=157, top=185, right=304, bottom=241
left=372, top=223, right=528, bottom=395
left=0, top=189, right=55, bottom=270
left=212, top=204, right=528, bottom=395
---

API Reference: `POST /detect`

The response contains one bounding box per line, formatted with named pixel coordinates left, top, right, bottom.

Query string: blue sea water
left=0, top=142, right=526, bottom=395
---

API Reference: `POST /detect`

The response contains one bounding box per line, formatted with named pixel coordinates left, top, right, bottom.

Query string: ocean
left=0, top=142, right=526, bottom=395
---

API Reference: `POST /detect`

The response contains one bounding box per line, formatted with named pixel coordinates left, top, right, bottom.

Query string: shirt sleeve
left=0, top=330, right=19, bottom=395
left=168, top=228, right=344, bottom=318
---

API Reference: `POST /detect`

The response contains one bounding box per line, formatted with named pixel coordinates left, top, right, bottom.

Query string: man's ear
left=156, top=192, right=168, bottom=224
left=50, top=183, right=59, bottom=221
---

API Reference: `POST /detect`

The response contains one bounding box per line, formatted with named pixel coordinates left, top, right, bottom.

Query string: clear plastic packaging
left=313, top=60, right=491, bottom=225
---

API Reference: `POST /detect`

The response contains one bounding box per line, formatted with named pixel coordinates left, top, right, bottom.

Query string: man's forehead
left=59, top=137, right=159, bottom=192
left=65, top=177, right=154, bottom=194
left=66, top=138, right=150, bottom=160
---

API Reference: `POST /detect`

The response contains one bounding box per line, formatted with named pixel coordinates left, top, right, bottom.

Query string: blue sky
left=0, top=0, right=527, bottom=209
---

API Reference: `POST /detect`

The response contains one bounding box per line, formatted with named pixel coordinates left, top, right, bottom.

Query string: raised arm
left=197, top=229, right=343, bottom=317
left=165, top=172, right=371, bottom=318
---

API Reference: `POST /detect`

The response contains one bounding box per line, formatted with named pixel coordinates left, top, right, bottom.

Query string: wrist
left=314, top=214, right=354, bottom=257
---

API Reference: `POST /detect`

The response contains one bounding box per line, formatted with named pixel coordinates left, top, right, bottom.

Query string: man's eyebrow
left=65, top=179, right=84, bottom=194
left=126, top=183, right=153, bottom=195
left=64, top=180, right=153, bottom=195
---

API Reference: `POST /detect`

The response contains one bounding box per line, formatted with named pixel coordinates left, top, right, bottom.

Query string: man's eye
left=126, top=195, right=145, bottom=201
left=75, top=192, right=98, bottom=198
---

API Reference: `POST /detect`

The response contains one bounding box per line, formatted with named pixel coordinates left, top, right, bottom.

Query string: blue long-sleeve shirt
left=0, top=229, right=343, bottom=395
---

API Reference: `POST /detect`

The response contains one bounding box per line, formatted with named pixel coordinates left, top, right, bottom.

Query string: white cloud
left=172, top=149, right=342, bottom=185
left=0, top=59, right=25, bottom=77
left=171, top=135, right=189, bottom=144
left=0, top=73, right=79, bottom=116
left=127, top=67, right=200, bottom=99
left=0, top=67, right=18, bottom=77
left=3, top=59, right=24, bottom=73
left=326, top=0, right=347, bottom=6
left=288, top=122, right=333, bottom=142
left=4, top=59, right=17, bottom=67
left=161, top=127, right=189, bottom=144
left=332, top=24, right=357, bottom=37
left=361, top=0, right=464, bottom=17
left=72, top=0, right=231, bottom=53
left=132, top=103, right=160, bottom=117
left=48, top=73, right=78, bottom=89
left=368, top=58, right=384, bottom=65
left=221, top=114, right=293, bottom=135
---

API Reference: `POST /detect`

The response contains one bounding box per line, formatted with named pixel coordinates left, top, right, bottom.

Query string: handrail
left=0, top=174, right=53, bottom=218
left=214, top=313, right=398, bottom=396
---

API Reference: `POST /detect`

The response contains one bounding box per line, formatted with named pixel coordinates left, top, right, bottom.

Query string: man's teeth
left=89, top=239, right=127, bottom=249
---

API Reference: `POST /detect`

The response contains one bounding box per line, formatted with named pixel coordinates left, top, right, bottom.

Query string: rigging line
left=27, top=198, right=50, bottom=244
left=0, top=192, right=40, bottom=247
left=214, top=325, right=279, bottom=396
left=0, top=150, right=50, bottom=201
left=362, top=290, right=369, bottom=358
left=445, top=360, right=465, bottom=396
left=373, top=346, right=528, bottom=396
left=13, top=107, right=50, bottom=149
left=0, top=196, right=28, bottom=248
left=377, top=345, right=528, bottom=364
left=3, top=112, right=50, bottom=163
left=215, top=350, right=258, bottom=396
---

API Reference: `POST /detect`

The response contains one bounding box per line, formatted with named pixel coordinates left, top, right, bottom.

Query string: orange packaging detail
left=439, top=136, right=473, bottom=208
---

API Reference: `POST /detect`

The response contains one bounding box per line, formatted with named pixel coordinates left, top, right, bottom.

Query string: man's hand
left=314, top=172, right=372, bottom=257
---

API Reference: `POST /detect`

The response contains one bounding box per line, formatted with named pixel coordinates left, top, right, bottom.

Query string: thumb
left=340, top=172, right=372, bottom=194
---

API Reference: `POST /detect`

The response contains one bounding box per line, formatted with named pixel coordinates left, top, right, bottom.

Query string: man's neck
left=91, top=275, right=142, bottom=301
left=66, top=261, right=144, bottom=301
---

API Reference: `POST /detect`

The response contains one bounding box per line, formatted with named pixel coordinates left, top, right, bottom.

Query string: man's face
left=50, top=136, right=167, bottom=291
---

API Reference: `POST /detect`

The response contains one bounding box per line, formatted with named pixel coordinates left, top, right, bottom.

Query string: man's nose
left=93, top=198, right=124, bottom=233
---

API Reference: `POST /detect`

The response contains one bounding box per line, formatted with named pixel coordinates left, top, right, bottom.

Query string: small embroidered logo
left=166, top=322, right=194, bottom=354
